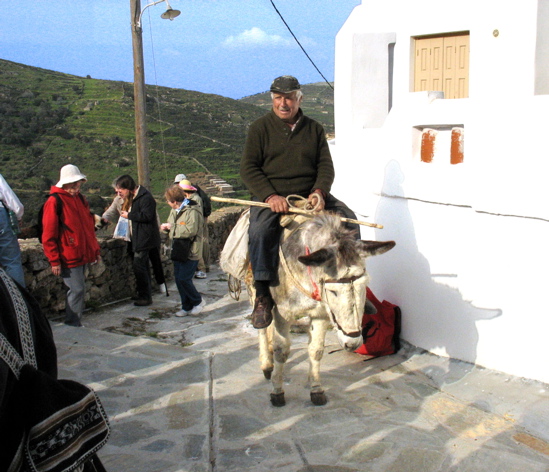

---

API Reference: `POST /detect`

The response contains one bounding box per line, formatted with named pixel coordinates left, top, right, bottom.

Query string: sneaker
left=175, top=309, right=189, bottom=317
left=159, top=283, right=169, bottom=296
left=190, top=299, right=206, bottom=316
left=195, top=271, right=207, bottom=279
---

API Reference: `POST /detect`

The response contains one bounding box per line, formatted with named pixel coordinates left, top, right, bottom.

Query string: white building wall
left=332, top=0, right=549, bottom=383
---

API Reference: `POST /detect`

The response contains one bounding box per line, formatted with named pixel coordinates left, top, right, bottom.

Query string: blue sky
left=0, top=0, right=360, bottom=99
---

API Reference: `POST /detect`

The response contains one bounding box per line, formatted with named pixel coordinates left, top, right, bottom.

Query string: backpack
left=355, top=287, right=402, bottom=358
left=36, top=193, right=84, bottom=243
left=196, top=185, right=211, bottom=218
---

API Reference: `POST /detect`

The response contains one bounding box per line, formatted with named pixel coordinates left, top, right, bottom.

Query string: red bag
left=355, top=287, right=401, bottom=357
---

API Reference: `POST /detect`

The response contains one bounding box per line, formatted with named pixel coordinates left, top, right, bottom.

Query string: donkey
left=247, top=213, right=395, bottom=406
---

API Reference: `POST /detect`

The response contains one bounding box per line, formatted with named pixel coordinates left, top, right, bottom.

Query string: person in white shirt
left=0, top=174, right=25, bottom=287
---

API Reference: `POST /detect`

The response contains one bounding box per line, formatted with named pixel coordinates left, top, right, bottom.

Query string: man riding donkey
left=241, top=75, right=359, bottom=329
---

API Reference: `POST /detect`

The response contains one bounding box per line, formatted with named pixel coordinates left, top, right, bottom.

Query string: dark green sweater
left=240, top=109, right=335, bottom=202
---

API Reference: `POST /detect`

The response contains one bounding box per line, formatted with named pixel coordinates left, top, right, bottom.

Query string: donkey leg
left=308, top=318, right=329, bottom=406
left=258, top=324, right=274, bottom=379
left=270, top=316, right=291, bottom=407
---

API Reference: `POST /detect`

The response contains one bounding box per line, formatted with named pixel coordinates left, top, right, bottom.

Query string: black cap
left=270, top=75, right=301, bottom=93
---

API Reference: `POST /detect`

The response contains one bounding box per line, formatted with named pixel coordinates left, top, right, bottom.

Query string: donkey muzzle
left=337, top=330, right=363, bottom=351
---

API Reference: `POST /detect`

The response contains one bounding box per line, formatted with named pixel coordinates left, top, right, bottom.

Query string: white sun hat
left=174, top=173, right=187, bottom=183
left=56, top=164, right=87, bottom=188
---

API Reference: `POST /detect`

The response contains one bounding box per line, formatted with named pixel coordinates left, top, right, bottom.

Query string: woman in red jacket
left=42, top=165, right=100, bottom=326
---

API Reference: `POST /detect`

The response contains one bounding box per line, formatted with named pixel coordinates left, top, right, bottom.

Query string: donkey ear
left=298, top=247, right=336, bottom=266
left=356, top=240, right=396, bottom=257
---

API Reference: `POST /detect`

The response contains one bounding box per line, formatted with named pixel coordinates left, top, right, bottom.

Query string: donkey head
left=296, top=217, right=395, bottom=351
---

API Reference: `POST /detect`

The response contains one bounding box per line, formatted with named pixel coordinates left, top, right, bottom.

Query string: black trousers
left=248, top=194, right=358, bottom=282
left=128, top=244, right=165, bottom=297
left=133, top=250, right=152, bottom=300
left=148, top=246, right=166, bottom=285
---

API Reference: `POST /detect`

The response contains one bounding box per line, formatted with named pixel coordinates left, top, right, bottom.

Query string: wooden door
left=414, top=33, right=469, bottom=98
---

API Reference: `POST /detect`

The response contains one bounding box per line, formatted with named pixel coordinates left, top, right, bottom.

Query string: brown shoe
left=134, top=298, right=152, bottom=307
left=251, top=295, right=274, bottom=329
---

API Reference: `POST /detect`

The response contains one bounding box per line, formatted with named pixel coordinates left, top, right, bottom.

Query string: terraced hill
left=0, top=59, right=335, bottom=228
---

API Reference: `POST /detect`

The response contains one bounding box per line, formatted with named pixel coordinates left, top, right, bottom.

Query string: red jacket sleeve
left=41, top=196, right=61, bottom=266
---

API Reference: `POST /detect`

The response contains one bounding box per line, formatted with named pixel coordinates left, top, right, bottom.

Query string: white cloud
left=223, top=27, right=292, bottom=48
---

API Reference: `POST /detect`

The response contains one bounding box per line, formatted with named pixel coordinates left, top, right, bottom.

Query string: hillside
left=0, top=59, right=335, bottom=229
left=0, top=59, right=265, bottom=224
left=0, top=60, right=266, bottom=192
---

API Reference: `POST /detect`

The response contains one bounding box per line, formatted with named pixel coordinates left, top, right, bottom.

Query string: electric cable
left=269, top=0, right=333, bottom=90
left=145, top=9, right=170, bottom=187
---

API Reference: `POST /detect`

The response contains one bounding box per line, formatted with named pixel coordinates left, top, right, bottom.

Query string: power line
left=144, top=9, right=170, bottom=187
left=269, top=0, right=334, bottom=90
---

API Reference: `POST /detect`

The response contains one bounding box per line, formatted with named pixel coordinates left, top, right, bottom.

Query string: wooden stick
left=210, top=196, right=384, bottom=229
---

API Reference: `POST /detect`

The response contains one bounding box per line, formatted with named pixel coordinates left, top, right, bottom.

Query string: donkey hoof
left=310, top=391, right=327, bottom=406
left=270, top=392, right=286, bottom=407
left=263, top=369, right=273, bottom=380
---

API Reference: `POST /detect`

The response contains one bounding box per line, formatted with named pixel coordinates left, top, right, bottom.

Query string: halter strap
left=323, top=274, right=364, bottom=284
left=305, top=246, right=322, bottom=301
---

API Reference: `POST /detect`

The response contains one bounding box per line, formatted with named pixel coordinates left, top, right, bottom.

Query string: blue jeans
left=174, top=259, right=202, bottom=311
left=0, top=209, right=25, bottom=287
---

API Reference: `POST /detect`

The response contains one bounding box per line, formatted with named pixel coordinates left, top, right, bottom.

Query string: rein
left=278, top=246, right=315, bottom=301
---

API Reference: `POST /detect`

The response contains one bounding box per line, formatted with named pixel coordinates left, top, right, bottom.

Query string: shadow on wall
left=369, top=160, right=502, bottom=382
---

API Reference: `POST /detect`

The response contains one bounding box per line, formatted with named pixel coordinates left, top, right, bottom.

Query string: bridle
left=278, top=246, right=365, bottom=337
left=322, top=273, right=365, bottom=337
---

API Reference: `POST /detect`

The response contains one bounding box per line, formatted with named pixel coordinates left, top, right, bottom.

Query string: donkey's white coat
left=248, top=214, right=395, bottom=406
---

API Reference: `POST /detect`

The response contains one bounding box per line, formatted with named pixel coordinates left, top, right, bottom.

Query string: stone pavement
left=52, top=266, right=549, bottom=472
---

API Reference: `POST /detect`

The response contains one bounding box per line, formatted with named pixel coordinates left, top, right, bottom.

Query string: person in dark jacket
left=42, top=165, right=101, bottom=326
left=115, top=174, right=161, bottom=306
left=0, top=266, right=109, bottom=471
left=102, top=190, right=168, bottom=296
left=240, top=76, right=358, bottom=329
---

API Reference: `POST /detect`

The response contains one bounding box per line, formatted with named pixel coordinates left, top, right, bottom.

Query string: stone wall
left=19, top=206, right=243, bottom=317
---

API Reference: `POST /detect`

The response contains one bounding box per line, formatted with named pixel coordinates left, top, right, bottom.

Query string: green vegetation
left=0, top=59, right=335, bottom=230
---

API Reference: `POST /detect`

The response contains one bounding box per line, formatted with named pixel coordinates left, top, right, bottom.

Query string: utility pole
left=130, top=0, right=151, bottom=189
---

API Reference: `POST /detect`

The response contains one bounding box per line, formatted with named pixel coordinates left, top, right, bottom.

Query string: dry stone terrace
left=17, top=206, right=243, bottom=315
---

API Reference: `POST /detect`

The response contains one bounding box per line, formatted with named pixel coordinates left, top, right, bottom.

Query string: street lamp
left=130, top=0, right=181, bottom=189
